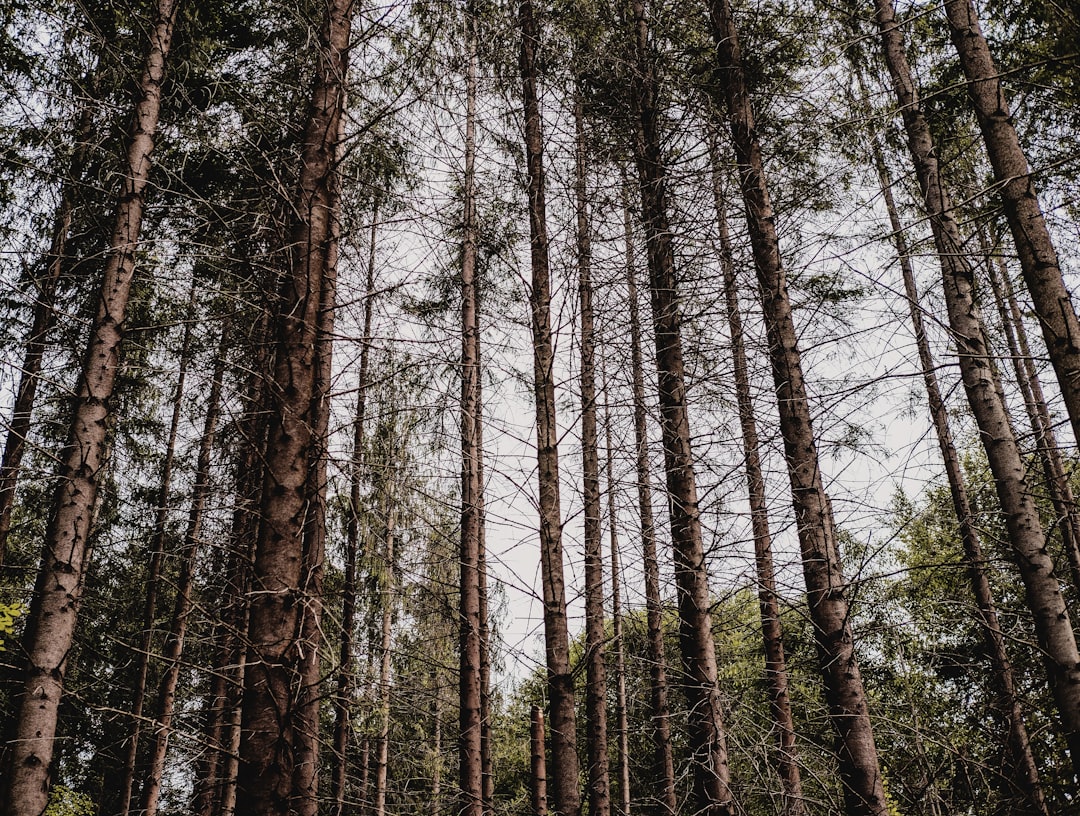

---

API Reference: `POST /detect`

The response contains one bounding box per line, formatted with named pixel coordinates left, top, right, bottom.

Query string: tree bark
left=332, top=202, right=379, bottom=816
left=574, top=87, right=611, bottom=816
left=602, top=368, right=632, bottom=816
left=119, top=280, right=196, bottom=816
left=531, top=704, right=549, bottom=816
left=517, top=3, right=581, bottom=814
left=943, top=0, right=1080, bottom=449
left=872, top=0, right=1080, bottom=779
left=981, top=228, right=1080, bottom=603
left=141, top=327, right=228, bottom=816
left=373, top=507, right=397, bottom=816
left=707, top=134, right=806, bottom=816
left=0, top=80, right=96, bottom=565
left=871, top=136, right=1048, bottom=815
left=629, top=4, right=734, bottom=813
left=705, top=2, right=888, bottom=812
left=460, top=4, right=485, bottom=812
left=622, top=185, right=677, bottom=816
left=2, top=3, right=181, bottom=813
left=236, top=1, right=353, bottom=812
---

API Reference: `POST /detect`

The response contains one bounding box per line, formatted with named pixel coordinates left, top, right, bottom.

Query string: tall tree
left=332, top=202, right=379, bottom=816
left=870, top=0, right=1080, bottom=778
left=629, top=2, right=734, bottom=812
left=705, top=1, right=888, bottom=812
left=870, top=132, right=1048, bottom=814
left=236, top=0, right=353, bottom=812
left=574, top=88, right=611, bottom=816
left=622, top=185, right=677, bottom=816
left=140, top=325, right=228, bottom=816
left=0, top=77, right=96, bottom=566
left=943, top=0, right=1080, bottom=449
left=707, top=134, right=806, bottom=816
left=517, top=1, right=581, bottom=813
left=459, top=2, right=485, bottom=812
left=2, top=2, right=182, bottom=812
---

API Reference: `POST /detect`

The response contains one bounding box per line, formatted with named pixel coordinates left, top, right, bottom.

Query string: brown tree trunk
left=141, top=327, right=228, bottom=816
left=236, top=1, right=353, bottom=812
left=574, top=87, right=611, bottom=816
left=943, top=0, right=1080, bottom=449
left=629, top=4, right=734, bottom=814
left=119, top=281, right=196, bottom=816
left=531, top=705, right=549, bottom=816
left=332, top=202, right=379, bottom=816
left=622, top=185, right=676, bottom=816
left=872, top=0, right=1080, bottom=778
left=0, top=82, right=96, bottom=565
left=517, top=3, right=581, bottom=814
left=707, top=134, right=806, bottom=816
left=460, top=4, right=485, bottom=811
left=871, top=137, right=1048, bottom=815
left=433, top=670, right=443, bottom=816
left=602, top=368, right=632, bottom=816
left=981, top=229, right=1080, bottom=601
left=373, top=508, right=397, bottom=816
left=705, top=2, right=888, bottom=812
left=2, top=3, right=181, bottom=813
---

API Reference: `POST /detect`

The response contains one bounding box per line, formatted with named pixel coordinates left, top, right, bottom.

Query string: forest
left=0, top=0, right=1078, bottom=814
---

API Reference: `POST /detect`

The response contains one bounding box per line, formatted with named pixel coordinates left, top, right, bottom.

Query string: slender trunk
left=531, top=705, right=549, bottom=816
left=517, top=3, right=580, bottom=814
left=622, top=185, right=676, bottom=816
left=194, top=308, right=270, bottom=816
left=237, top=1, right=353, bottom=812
left=707, top=134, right=806, bottom=816
left=374, top=509, right=396, bottom=816
left=943, top=0, right=1080, bottom=449
left=602, top=367, right=631, bottom=816
left=359, top=736, right=372, bottom=816
left=332, top=203, right=379, bottom=816
left=872, top=0, right=1080, bottom=778
left=460, top=4, right=485, bottom=811
left=141, top=327, right=227, bottom=816
left=981, top=229, right=1080, bottom=600
left=871, top=137, right=1048, bottom=815
left=119, top=280, right=196, bottom=816
left=574, top=88, right=611, bottom=816
left=433, top=671, right=443, bottom=816
left=706, top=2, right=887, bottom=812
left=630, top=4, right=733, bottom=814
left=0, top=82, right=96, bottom=565
left=2, top=4, right=181, bottom=813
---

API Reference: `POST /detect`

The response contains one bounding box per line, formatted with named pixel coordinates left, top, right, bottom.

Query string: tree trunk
left=629, top=4, right=734, bottom=814
left=531, top=705, right=549, bottom=816
left=517, top=3, right=581, bottom=814
left=602, top=367, right=631, bottom=816
left=237, top=1, right=353, bottom=812
left=981, top=228, right=1080, bottom=602
left=433, top=670, right=443, bottom=816
left=943, top=0, right=1080, bottom=450
left=574, top=87, right=611, bottom=816
left=374, top=508, right=397, bottom=816
left=705, top=2, right=888, bottom=813
left=707, top=133, right=806, bottom=816
left=622, top=184, right=676, bottom=816
left=871, top=136, right=1048, bottom=815
left=119, top=280, right=196, bottom=816
left=2, top=3, right=181, bottom=813
left=332, top=202, right=379, bottom=816
left=0, top=80, right=96, bottom=565
left=872, top=0, right=1080, bottom=779
left=141, top=326, right=228, bottom=816
left=460, top=3, right=485, bottom=811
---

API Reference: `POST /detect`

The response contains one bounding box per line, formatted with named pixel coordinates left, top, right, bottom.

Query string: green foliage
left=0, top=600, right=25, bottom=650
left=43, top=785, right=95, bottom=816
